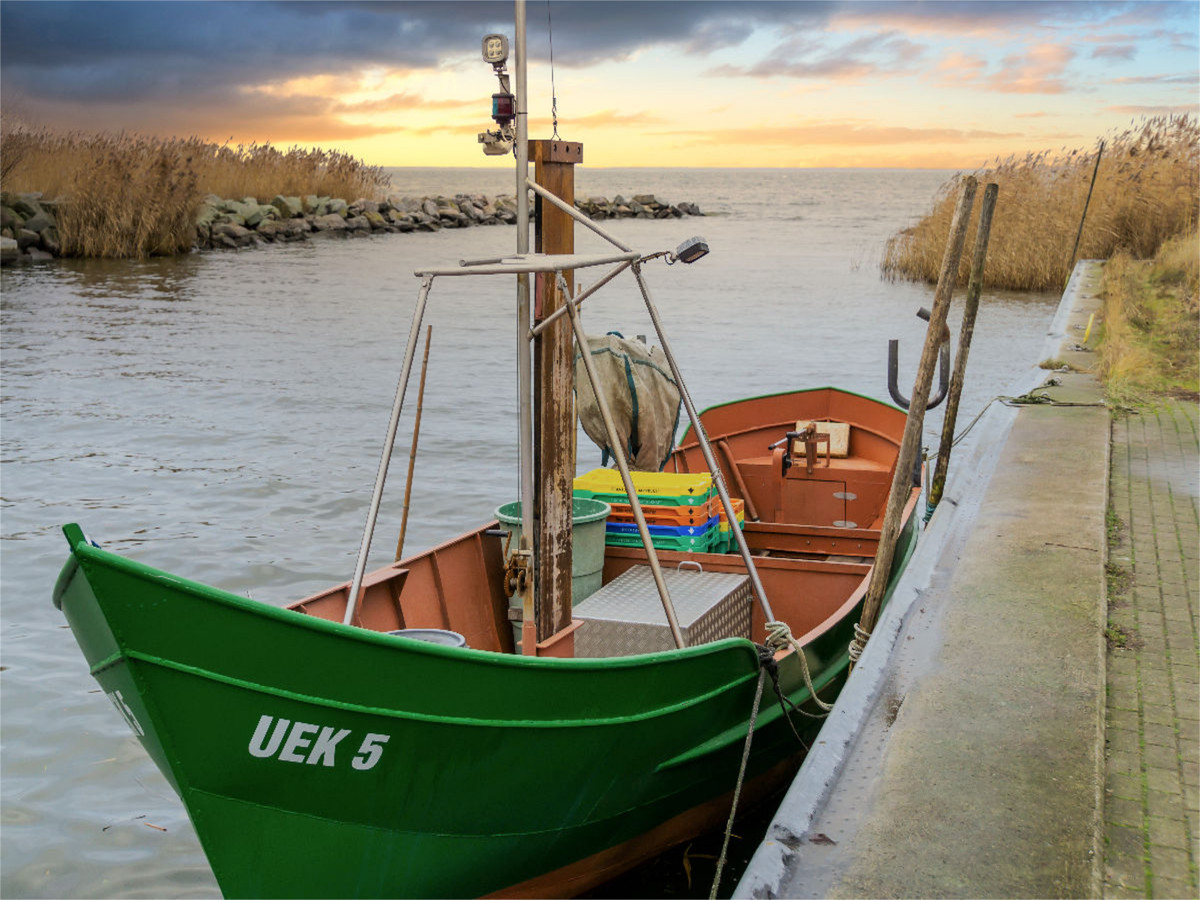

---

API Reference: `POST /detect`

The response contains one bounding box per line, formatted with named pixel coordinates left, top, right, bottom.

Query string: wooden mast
left=531, top=139, right=583, bottom=641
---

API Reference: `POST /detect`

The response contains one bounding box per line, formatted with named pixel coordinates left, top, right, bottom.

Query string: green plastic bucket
left=495, top=498, right=610, bottom=645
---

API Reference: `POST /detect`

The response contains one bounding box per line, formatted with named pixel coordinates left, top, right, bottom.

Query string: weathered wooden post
left=929, top=182, right=999, bottom=512
left=1067, top=140, right=1104, bottom=280
left=851, top=176, right=978, bottom=664
left=395, top=325, right=432, bottom=560
left=531, top=139, right=583, bottom=640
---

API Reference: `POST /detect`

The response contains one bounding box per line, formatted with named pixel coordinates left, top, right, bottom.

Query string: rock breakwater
left=0, top=190, right=702, bottom=264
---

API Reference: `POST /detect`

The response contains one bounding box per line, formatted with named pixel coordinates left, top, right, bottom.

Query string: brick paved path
left=1105, top=400, right=1199, bottom=899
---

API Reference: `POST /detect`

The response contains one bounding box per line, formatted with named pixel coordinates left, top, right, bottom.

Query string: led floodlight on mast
left=478, top=32, right=516, bottom=156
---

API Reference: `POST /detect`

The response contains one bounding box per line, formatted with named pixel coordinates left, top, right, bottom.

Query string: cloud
left=1091, top=44, right=1137, bottom=61
left=936, top=52, right=988, bottom=81
left=332, top=93, right=479, bottom=115
left=0, top=1, right=821, bottom=99
left=716, top=29, right=926, bottom=82
left=659, top=120, right=1021, bottom=147
left=986, top=43, right=1076, bottom=94
left=1110, top=72, right=1200, bottom=87
left=830, top=0, right=1199, bottom=45
left=1104, top=104, right=1200, bottom=116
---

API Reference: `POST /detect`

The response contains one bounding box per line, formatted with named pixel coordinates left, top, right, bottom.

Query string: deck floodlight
left=482, top=34, right=509, bottom=66
left=670, top=236, right=709, bottom=265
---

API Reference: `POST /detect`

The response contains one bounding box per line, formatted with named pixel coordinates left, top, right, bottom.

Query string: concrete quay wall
left=737, top=260, right=1122, bottom=898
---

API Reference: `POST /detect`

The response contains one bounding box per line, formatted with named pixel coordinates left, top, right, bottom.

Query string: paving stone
left=1146, top=789, right=1185, bottom=822
left=1141, top=682, right=1173, bottom=705
left=1149, top=876, right=1195, bottom=899
left=1150, top=835, right=1192, bottom=868
left=1110, top=654, right=1140, bottom=677
left=1107, top=793, right=1145, bottom=827
left=1110, top=608, right=1139, bottom=630
left=1109, top=771, right=1143, bottom=801
left=1109, top=726, right=1143, bottom=754
left=1110, top=749, right=1144, bottom=777
left=1108, top=708, right=1140, bottom=732
left=1179, top=738, right=1199, bottom=766
left=1142, top=722, right=1178, bottom=748
left=1103, top=882, right=1145, bottom=900
left=1146, top=765, right=1183, bottom=799
left=1145, top=743, right=1181, bottom=770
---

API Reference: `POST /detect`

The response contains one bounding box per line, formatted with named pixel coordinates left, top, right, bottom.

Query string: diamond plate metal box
left=573, top=565, right=752, bottom=657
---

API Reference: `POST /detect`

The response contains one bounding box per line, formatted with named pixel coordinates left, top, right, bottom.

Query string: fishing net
left=574, top=332, right=682, bottom=472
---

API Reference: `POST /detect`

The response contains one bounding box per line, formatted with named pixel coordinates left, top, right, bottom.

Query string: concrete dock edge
left=736, top=260, right=1110, bottom=899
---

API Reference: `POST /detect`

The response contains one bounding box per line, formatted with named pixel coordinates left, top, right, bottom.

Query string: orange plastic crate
left=606, top=496, right=721, bottom=526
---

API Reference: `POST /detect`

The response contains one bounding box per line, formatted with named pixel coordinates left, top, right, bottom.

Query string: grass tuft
left=1098, top=230, right=1199, bottom=406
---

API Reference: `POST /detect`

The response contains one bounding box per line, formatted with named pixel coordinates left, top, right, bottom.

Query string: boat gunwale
left=108, top=647, right=767, bottom=728
left=678, top=385, right=906, bottom=445
left=58, top=524, right=763, bottom=673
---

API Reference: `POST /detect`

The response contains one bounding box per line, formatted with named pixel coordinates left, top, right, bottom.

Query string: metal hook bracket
left=887, top=306, right=951, bottom=411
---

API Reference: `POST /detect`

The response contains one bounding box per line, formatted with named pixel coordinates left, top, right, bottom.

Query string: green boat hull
left=53, top=513, right=916, bottom=898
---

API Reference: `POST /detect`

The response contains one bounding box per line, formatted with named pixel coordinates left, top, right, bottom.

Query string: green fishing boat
left=54, top=382, right=919, bottom=898
left=52, top=4, right=922, bottom=896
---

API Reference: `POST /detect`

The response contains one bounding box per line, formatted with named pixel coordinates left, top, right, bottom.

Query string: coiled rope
left=765, top=620, right=833, bottom=713
left=848, top=622, right=872, bottom=664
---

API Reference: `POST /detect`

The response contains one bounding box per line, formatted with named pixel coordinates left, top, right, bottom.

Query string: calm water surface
left=0, top=168, right=1058, bottom=898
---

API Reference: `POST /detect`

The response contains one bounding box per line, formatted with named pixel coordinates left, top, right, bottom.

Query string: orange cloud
left=544, top=109, right=667, bottom=128
left=658, top=120, right=1020, bottom=147
left=336, top=93, right=478, bottom=114
left=987, top=43, right=1076, bottom=94
left=1104, top=104, right=1199, bottom=116
left=936, top=51, right=988, bottom=81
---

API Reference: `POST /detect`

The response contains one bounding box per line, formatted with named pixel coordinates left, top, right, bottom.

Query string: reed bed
left=1, top=123, right=389, bottom=258
left=882, top=115, right=1199, bottom=292
left=1098, top=229, right=1199, bottom=405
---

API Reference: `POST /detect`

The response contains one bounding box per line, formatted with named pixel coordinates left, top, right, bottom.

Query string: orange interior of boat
left=289, top=389, right=909, bottom=656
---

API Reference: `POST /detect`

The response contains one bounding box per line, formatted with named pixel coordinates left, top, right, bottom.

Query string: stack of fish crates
left=573, top=468, right=741, bottom=553
left=717, top=497, right=746, bottom=552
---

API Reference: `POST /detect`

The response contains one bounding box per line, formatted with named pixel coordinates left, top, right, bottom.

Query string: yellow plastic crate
left=717, top=497, right=746, bottom=530
left=573, top=468, right=713, bottom=501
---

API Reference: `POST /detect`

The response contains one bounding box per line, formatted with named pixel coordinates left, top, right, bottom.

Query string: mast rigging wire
left=547, top=1, right=560, bottom=139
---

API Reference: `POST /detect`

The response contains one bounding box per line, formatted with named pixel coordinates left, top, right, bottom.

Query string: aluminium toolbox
left=573, top=565, right=753, bottom=657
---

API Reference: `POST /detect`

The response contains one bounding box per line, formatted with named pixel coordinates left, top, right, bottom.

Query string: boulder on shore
left=1, top=189, right=704, bottom=264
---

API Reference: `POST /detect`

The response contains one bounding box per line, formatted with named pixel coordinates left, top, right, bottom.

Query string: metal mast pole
left=513, top=0, right=538, bottom=651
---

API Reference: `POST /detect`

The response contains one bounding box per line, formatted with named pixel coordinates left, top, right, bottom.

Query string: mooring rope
left=709, top=662, right=767, bottom=900
left=766, top=620, right=834, bottom=713
left=709, top=624, right=834, bottom=898
left=848, top=621, right=871, bottom=664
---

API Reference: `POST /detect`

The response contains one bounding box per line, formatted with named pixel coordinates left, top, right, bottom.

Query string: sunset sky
left=1, top=1, right=1196, bottom=169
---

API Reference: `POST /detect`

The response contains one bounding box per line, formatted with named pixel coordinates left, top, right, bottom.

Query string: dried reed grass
left=883, top=115, right=1199, bottom=292
left=0, top=123, right=389, bottom=258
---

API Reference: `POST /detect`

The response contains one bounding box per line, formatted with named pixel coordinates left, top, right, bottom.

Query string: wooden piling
left=531, top=140, right=582, bottom=640
left=853, top=176, right=979, bottom=659
left=929, top=183, right=999, bottom=511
